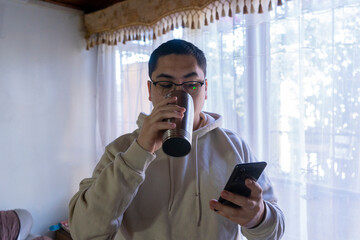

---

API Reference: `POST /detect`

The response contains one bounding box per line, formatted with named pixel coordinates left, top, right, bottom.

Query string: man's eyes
left=157, top=81, right=201, bottom=88
left=158, top=83, right=174, bottom=88
left=184, top=82, right=198, bottom=87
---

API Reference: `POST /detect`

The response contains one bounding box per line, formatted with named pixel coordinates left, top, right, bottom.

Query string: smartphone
left=218, top=161, right=267, bottom=208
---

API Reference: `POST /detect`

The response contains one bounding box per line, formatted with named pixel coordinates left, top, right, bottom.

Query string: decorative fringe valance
left=84, top=0, right=288, bottom=50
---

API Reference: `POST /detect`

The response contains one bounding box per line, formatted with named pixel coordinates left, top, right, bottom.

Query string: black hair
left=148, top=39, right=207, bottom=79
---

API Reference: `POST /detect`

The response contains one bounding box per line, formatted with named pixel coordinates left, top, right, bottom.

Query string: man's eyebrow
left=184, top=72, right=199, bottom=78
left=155, top=72, right=199, bottom=80
left=155, top=73, right=174, bottom=79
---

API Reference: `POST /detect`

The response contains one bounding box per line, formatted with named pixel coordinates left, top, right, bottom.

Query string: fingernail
left=247, top=179, right=254, bottom=184
left=221, top=191, right=228, bottom=198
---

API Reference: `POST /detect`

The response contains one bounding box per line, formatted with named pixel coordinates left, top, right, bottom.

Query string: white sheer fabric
left=268, top=1, right=360, bottom=239
left=95, top=0, right=360, bottom=239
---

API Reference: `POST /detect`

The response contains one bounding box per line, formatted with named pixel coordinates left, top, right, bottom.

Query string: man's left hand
left=209, top=179, right=265, bottom=228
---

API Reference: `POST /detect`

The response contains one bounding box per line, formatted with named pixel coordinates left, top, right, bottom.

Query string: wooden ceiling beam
left=40, top=0, right=127, bottom=13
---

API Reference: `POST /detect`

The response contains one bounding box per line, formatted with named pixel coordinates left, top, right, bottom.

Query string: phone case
left=218, top=161, right=267, bottom=208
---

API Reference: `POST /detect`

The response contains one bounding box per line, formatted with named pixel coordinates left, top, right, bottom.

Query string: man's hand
left=137, top=96, right=186, bottom=153
left=209, top=179, right=265, bottom=228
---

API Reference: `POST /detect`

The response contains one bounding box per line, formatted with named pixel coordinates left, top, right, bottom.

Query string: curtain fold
left=95, top=45, right=118, bottom=159
left=84, top=0, right=283, bottom=49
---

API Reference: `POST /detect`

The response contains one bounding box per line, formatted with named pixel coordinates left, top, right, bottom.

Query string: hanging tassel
left=197, top=18, right=201, bottom=29
left=191, top=19, right=195, bottom=29
left=204, top=15, right=209, bottom=26
left=236, top=0, right=241, bottom=14
left=163, top=26, right=166, bottom=34
left=243, top=2, right=248, bottom=14
left=142, top=30, right=145, bottom=40
left=259, top=0, right=264, bottom=13
left=251, top=0, right=255, bottom=13
left=268, top=0, right=273, bottom=11
left=278, top=0, right=282, bottom=6
left=171, top=22, right=174, bottom=30
left=228, top=7, right=233, bottom=17
left=221, top=5, right=226, bottom=17
left=210, top=12, right=214, bottom=23
left=186, top=19, right=190, bottom=28
left=181, top=18, right=186, bottom=28
left=216, top=8, right=220, bottom=20
left=86, top=41, right=90, bottom=50
left=122, top=33, right=126, bottom=44
left=125, top=31, right=129, bottom=41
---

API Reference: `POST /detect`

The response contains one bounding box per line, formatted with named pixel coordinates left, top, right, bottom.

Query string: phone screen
left=218, top=162, right=267, bottom=208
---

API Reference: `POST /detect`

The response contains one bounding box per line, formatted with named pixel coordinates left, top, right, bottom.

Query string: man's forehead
left=157, top=54, right=197, bottom=64
left=154, top=71, right=201, bottom=80
left=155, top=55, right=202, bottom=71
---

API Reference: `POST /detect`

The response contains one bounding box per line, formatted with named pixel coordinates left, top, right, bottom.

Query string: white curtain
left=268, top=1, right=360, bottom=239
left=95, top=0, right=360, bottom=239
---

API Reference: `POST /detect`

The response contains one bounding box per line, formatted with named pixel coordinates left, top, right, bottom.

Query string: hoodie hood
left=135, top=111, right=223, bottom=226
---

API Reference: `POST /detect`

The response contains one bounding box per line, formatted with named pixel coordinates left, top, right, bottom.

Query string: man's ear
left=147, top=80, right=152, bottom=101
left=205, top=79, right=208, bottom=100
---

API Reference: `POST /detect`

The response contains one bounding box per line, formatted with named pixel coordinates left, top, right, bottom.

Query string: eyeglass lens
left=156, top=82, right=203, bottom=95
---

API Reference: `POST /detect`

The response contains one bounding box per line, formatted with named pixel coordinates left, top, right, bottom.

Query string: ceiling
left=41, top=0, right=127, bottom=13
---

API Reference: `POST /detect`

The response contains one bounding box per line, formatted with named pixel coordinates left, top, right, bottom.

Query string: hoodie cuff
left=241, top=201, right=275, bottom=237
left=119, top=140, right=156, bottom=174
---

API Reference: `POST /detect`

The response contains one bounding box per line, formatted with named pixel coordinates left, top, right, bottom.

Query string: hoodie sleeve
left=68, top=138, right=156, bottom=240
left=226, top=130, right=285, bottom=240
left=241, top=171, right=285, bottom=239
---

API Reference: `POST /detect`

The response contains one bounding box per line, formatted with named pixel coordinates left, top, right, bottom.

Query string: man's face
left=148, top=54, right=207, bottom=126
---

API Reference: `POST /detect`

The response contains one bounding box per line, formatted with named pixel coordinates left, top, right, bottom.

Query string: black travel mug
left=162, top=90, right=194, bottom=157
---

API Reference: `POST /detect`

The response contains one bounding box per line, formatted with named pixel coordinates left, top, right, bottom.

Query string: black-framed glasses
left=151, top=80, right=205, bottom=96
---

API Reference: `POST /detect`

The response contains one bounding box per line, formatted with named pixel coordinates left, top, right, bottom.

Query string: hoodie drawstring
left=195, top=134, right=201, bottom=226
left=168, top=157, right=174, bottom=211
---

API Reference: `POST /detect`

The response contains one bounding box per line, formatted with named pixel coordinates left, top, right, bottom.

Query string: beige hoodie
left=69, top=112, right=285, bottom=240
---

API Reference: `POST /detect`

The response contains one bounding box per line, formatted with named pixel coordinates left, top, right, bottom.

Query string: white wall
left=0, top=0, right=97, bottom=236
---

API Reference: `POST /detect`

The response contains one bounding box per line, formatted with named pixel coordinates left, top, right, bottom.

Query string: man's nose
left=174, top=84, right=184, bottom=91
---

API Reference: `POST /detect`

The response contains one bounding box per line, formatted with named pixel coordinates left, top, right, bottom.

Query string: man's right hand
left=137, top=96, right=186, bottom=153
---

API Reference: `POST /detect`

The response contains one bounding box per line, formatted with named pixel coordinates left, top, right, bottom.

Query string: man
left=69, top=39, right=285, bottom=239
